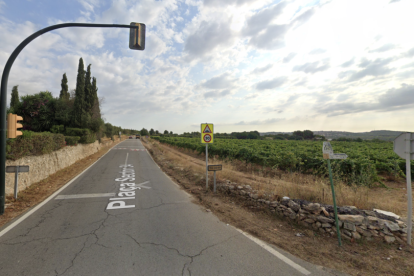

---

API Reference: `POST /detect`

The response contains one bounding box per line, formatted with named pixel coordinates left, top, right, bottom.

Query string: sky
left=0, top=0, right=413, bottom=134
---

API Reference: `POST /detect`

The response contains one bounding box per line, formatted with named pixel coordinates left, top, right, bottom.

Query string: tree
left=149, top=128, right=155, bottom=135
left=140, top=128, right=149, bottom=136
left=164, top=130, right=168, bottom=134
left=72, top=58, right=87, bottom=128
left=59, top=73, right=69, bottom=101
left=10, top=85, right=19, bottom=112
left=169, top=131, right=173, bottom=135
left=303, top=130, right=314, bottom=140
left=293, top=130, right=304, bottom=137
left=84, top=64, right=93, bottom=114
left=155, top=130, right=159, bottom=134
left=90, top=77, right=100, bottom=119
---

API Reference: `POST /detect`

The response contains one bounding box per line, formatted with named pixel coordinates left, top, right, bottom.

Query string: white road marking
left=236, top=229, right=311, bottom=275
left=0, top=144, right=117, bottom=239
left=55, top=193, right=115, bottom=200
left=124, top=153, right=129, bottom=168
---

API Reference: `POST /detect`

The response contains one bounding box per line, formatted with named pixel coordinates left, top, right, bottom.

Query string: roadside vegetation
left=6, top=57, right=139, bottom=160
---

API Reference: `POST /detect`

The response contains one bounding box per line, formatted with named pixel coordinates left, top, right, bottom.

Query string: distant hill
left=261, top=130, right=406, bottom=141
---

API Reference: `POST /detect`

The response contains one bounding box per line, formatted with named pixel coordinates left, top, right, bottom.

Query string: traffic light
left=129, top=22, right=145, bottom=50
left=7, top=113, right=23, bottom=138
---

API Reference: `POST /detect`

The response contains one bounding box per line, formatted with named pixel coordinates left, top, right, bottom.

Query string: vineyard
left=152, top=137, right=413, bottom=187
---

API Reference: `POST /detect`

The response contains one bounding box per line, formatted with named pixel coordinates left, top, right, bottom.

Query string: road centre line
left=236, top=229, right=311, bottom=275
left=55, top=193, right=115, bottom=200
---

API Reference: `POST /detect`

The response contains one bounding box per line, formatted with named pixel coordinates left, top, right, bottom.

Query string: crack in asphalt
left=126, top=233, right=241, bottom=276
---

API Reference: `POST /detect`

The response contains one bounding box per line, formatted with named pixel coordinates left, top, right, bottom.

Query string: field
left=152, top=137, right=413, bottom=187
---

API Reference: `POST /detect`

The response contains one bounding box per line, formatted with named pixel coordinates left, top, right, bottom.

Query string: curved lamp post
left=0, top=22, right=146, bottom=214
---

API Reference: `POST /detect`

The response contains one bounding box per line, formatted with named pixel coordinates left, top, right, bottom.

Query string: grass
left=154, top=141, right=411, bottom=218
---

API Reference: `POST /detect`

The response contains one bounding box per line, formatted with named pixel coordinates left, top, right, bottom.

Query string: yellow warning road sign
left=201, top=123, right=214, bottom=144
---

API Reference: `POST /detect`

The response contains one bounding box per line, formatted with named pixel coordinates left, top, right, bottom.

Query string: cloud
left=251, top=64, right=273, bottom=74
left=283, top=52, right=296, bottom=63
left=368, top=43, right=396, bottom=53
left=341, top=58, right=354, bottom=68
left=293, top=60, right=330, bottom=74
left=203, top=0, right=257, bottom=7
left=348, top=57, right=393, bottom=81
left=317, top=83, right=414, bottom=116
left=389, top=0, right=401, bottom=3
left=309, top=48, right=326, bottom=55
left=200, top=73, right=236, bottom=89
left=235, top=117, right=285, bottom=125
left=203, top=89, right=232, bottom=98
left=255, top=76, right=287, bottom=90
left=184, top=20, right=234, bottom=60
left=290, top=7, right=316, bottom=29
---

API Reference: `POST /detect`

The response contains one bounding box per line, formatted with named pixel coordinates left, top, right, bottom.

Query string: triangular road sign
left=203, top=125, right=212, bottom=133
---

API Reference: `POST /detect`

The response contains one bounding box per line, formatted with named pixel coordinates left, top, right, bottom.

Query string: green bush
left=6, top=132, right=65, bottom=160
left=50, top=125, right=65, bottom=133
left=65, top=127, right=96, bottom=144
left=65, top=136, right=80, bottom=146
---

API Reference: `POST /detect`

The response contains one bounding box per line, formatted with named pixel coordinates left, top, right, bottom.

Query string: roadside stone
left=319, top=228, right=325, bottom=233
left=338, top=215, right=364, bottom=225
left=228, top=185, right=235, bottom=190
left=240, top=190, right=247, bottom=196
left=343, top=222, right=356, bottom=232
left=352, top=232, right=361, bottom=240
left=270, top=201, right=278, bottom=207
left=304, top=218, right=315, bottom=224
left=281, top=197, right=290, bottom=206
left=343, top=230, right=352, bottom=237
left=322, top=223, right=332, bottom=228
left=317, top=215, right=334, bottom=224
left=298, top=208, right=309, bottom=215
left=315, top=222, right=321, bottom=228
left=312, top=223, right=319, bottom=230
left=245, top=185, right=252, bottom=190
left=303, top=203, right=321, bottom=213
left=384, top=221, right=400, bottom=232
left=384, top=236, right=396, bottom=244
left=289, top=212, right=297, bottom=220
left=288, top=200, right=300, bottom=212
left=397, top=220, right=407, bottom=228
left=321, top=207, right=329, bottom=217
left=265, top=201, right=270, bottom=205
left=250, top=193, right=258, bottom=200
left=237, top=186, right=243, bottom=190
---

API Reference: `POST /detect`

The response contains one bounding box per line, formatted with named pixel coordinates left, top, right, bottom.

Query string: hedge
left=65, top=136, right=80, bottom=146
left=65, top=127, right=96, bottom=144
left=6, top=131, right=65, bottom=160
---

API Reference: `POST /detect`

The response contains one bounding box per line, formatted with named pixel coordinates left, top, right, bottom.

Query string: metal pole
left=0, top=23, right=138, bottom=215
left=406, top=133, right=412, bottom=245
left=206, top=144, right=208, bottom=189
left=14, top=166, right=19, bottom=199
left=328, top=159, right=342, bottom=247
left=214, top=171, right=216, bottom=193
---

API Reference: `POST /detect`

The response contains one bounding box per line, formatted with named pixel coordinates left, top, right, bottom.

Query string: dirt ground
left=142, top=138, right=414, bottom=276
left=0, top=139, right=124, bottom=229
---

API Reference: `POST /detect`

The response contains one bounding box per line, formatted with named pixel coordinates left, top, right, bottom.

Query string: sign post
left=6, top=165, right=29, bottom=199
left=393, top=133, right=413, bottom=245
left=323, top=142, right=348, bottom=247
left=201, top=123, right=214, bottom=190
left=208, top=165, right=222, bottom=193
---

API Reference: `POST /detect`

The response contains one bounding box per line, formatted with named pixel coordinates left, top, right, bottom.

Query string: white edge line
left=236, top=229, right=311, bottom=275
left=0, top=142, right=120, bottom=238
left=141, top=140, right=310, bottom=274
left=55, top=193, right=116, bottom=200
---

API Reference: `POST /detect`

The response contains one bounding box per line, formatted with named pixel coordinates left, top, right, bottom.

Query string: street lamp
left=0, top=22, right=146, bottom=215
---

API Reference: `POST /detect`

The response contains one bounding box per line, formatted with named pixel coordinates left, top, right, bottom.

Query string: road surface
left=0, top=139, right=344, bottom=275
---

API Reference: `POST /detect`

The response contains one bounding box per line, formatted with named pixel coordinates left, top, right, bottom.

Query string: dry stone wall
left=5, top=136, right=125, bottom=195
left=218, top=181, right=411, bottom=245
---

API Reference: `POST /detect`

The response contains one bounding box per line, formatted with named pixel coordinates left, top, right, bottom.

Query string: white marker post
left=323, top=142, right=348, bottom=247
left=394, top=133, right=413, bottom=245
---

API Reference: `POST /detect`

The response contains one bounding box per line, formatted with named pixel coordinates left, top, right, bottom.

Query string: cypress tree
left=91, top=77, right=101, bottom=119
left=10, top=85, right=19, bottom=111
left=59, top=73, right=69, bottom=101
left=84, top=64, right=92, bottom=114
left=72, top=58, right=86, bottom=127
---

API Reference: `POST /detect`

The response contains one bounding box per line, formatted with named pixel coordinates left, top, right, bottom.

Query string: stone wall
left=5, top=136, right=125, bottom=195
left=218, top=181, right=411, bottom=245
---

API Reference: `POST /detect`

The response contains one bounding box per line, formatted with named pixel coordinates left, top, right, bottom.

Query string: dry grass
left=152, top=141, right=411, bottom=218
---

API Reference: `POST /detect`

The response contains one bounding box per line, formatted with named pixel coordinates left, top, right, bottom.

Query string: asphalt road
left=0, top=139, right=344, bottom=276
